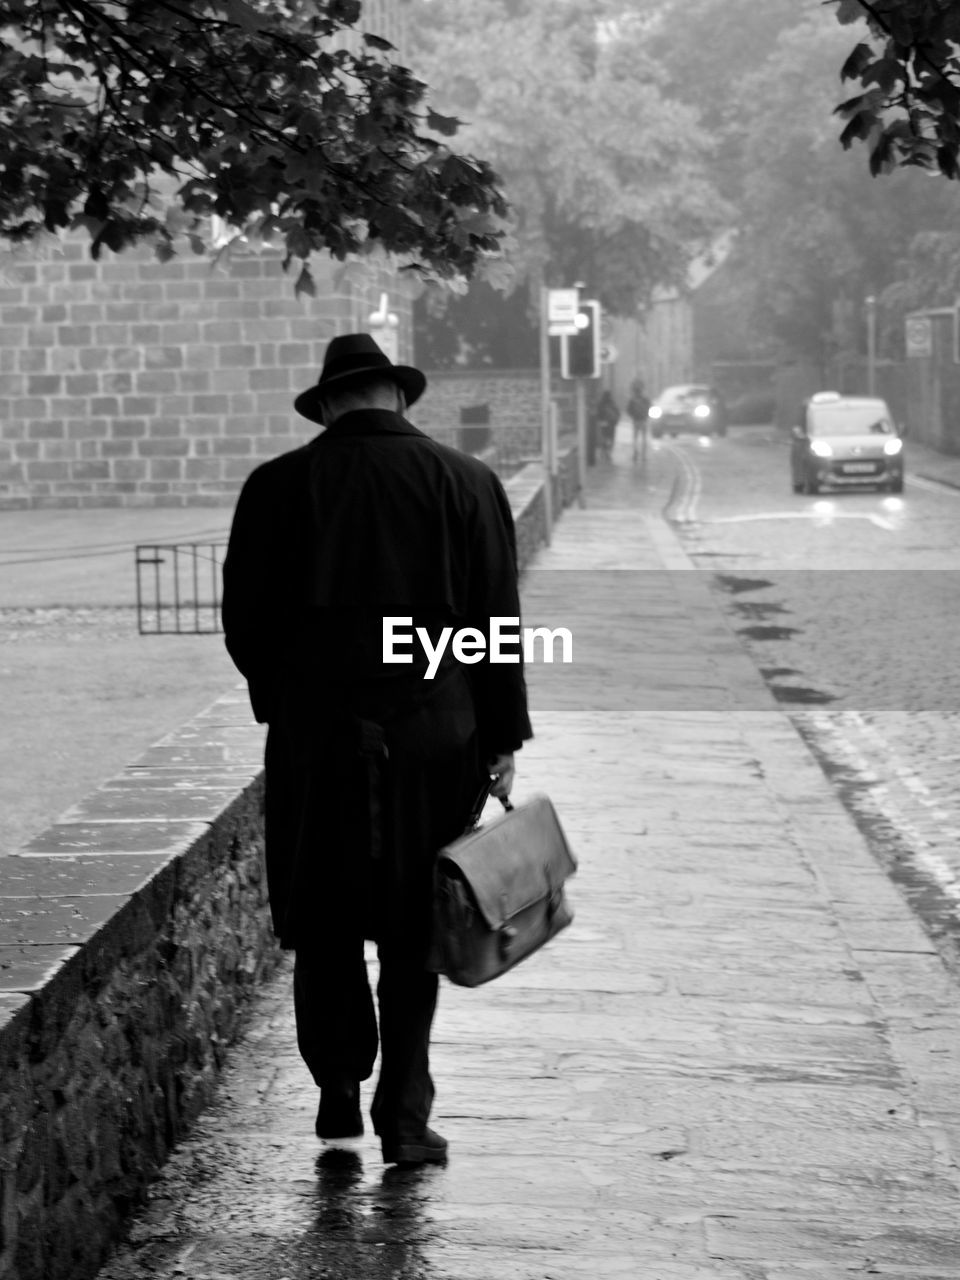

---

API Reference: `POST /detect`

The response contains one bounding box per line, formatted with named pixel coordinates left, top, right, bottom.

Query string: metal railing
left=135, top=542, right=227, bottom=635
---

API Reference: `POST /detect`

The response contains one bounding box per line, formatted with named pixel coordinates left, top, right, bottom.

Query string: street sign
left=548, top=322, right=579, bottom=337
left=548, top=288, right=579, bottom=325
left=905, top=316, right=933, bottom=358
left=370, top=324, right=399, bottom=363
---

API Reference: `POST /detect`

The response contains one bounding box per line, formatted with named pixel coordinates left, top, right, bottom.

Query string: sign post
left=540, top=285, right=553, bottom=544
left=368, top=291, right=399, bottom=363
left=575, top=379, right=587, bottom=505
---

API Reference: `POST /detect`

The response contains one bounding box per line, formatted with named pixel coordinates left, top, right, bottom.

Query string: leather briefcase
left=427, top=792, right=577, bottom=988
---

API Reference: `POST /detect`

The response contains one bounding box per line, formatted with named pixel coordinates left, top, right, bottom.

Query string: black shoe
left=381, top=1127, right=448, bottom=1166
left=316, top=1078, right=363, bottom=1140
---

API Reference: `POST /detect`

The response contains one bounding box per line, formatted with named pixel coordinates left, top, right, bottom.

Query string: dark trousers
left=294, top=934, right=439, bottom=1140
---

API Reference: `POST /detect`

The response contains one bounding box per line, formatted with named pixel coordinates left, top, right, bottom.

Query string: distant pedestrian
left=222, top=334, right=532, bottom=1167
left=626, top=378, right=651, bottom=462
left=592, top=390, right=620, bottom=460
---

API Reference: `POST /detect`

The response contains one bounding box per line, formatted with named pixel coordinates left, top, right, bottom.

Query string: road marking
left=704, top=511, right=897, bottom=531
left=662, top=442, right=701, bottom=523
left=662, top=441, right=898, bottom=530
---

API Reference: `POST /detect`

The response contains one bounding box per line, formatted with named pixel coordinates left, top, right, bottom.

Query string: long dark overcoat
left=222, top=408, right=533, bottom=953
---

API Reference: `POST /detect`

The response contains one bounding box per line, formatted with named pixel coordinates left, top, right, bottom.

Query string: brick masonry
left=0, top=235, right=414, bottom=509
left=412, top=368, right=577, bottom=467
left=0, top=234, right=581, bottom=508
left=0, top=689, right=276, bottom=1280
left=0, top=456, right=578, bottom=1280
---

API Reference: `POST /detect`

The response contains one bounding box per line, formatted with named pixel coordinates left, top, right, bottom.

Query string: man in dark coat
left=221, top=334, right=532, bottom=1166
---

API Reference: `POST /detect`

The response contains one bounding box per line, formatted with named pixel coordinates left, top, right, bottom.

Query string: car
left=647, top=384, right=727, bottom=439
left=790, top=392, right=905, bottom=495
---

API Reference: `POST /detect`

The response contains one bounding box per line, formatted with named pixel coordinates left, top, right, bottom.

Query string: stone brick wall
left=0, top=690, right=275, bottom=1280
left=507, top=445, right=580, bottom=570
left=553, top=442, right=581, bottom=512
left=0, top=236, right=413, bottom=509
left=411, top=369, right=577, bottom=466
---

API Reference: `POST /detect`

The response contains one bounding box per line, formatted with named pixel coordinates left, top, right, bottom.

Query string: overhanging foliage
left=0, top=0, right=509, bottom=291
left=832, top=0, right=960, bottom=179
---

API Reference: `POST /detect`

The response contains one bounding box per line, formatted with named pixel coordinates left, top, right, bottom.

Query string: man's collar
left=322, top=408, right=426, bottom=438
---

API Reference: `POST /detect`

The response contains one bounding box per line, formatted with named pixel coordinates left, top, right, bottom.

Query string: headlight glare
left=883, top=438, right=903, bottom=455
left=810, top=440, right=833, bottom=458
left=693, top=403, right=711, bottom=418
left=648, top=406, right=662, bottom=419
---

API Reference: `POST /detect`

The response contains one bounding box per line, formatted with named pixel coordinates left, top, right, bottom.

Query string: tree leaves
left=828, top=0, right=960, bottom=182
left=294, top=263, right=316, bottom=299
left=426, top=108, right=460, bottom=137
left=0, top=0, right=510, bottom=284
left=840, top=42, right=874, bottom=81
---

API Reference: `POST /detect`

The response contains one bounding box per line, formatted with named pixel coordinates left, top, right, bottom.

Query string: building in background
left=0, top=1, right=416, bottom=509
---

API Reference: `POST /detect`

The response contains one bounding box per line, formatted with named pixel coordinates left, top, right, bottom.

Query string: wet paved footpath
left=96, top=448, right=960, bottom=1280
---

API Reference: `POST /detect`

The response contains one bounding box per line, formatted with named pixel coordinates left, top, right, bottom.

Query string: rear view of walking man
left=222, top=334, right=532, bottom=1166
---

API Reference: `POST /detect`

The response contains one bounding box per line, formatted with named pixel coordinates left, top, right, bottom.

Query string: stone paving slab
left=0, top=942, right=78, bottom=994
left=21, top=818, right=211, bottom=856
left=0, top=852, right=171, bottom=897
left=91, top=462, right=960, bottom=1280
left=0, top=892, right=129, bottom=946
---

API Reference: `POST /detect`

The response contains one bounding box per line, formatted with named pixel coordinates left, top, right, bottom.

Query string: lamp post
left=865, top=294, right=876, bottom=396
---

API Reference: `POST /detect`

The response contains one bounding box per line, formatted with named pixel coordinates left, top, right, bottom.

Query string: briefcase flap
left=437, top=794, right=576, bottom=931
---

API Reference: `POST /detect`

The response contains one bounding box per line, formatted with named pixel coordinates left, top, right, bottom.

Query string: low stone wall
left=0, top=693, right=275, bottom=1280
left=554, top=440, right=580, bottom=512
left=0, top=457, right=578, bottom=1280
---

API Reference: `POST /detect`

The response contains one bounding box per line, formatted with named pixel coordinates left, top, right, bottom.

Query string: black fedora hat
left=294, top=333, right=427, bottom=424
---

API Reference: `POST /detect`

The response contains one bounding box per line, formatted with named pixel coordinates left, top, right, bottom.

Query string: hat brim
left=294, top=364, right=426, bottom=424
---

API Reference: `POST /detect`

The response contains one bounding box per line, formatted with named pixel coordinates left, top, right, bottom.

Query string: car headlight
left=810, top=440, right=833, bottom=458
left=693, top=403, right=711, bottom=418
left=648, top=405, right=662, bottom=419
left=883, top=438, right=903, bottom=456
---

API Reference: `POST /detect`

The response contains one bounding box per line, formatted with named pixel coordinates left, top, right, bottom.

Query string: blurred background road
left=0, top=508, right=238, bottom=855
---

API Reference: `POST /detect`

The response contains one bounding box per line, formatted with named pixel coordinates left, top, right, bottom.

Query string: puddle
left=737, top=624, right=800, bottom=641
left=769, top=685, right=837, bottom=705
left=714, top=575, right=774, bottom=594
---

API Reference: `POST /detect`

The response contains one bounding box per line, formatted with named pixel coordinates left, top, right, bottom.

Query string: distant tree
left=408, top=0, right=724, bottom=320
left=0, top=0, right=509, bottom=293
left=831, top=0, right=960, bottom=180
left=732, top=8, right=959, bottom=370
left=413, top=280, right=539, bottom=369
left=641, top=0, right=799, bottom=202
left=877, top=229, right=960, bottom=356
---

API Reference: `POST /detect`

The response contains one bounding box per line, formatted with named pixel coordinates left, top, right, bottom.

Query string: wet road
left=660, top=425, right=960, bottom=977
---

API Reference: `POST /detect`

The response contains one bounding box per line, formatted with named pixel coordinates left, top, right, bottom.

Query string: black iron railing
left=135, top=542, right=227, bottom=635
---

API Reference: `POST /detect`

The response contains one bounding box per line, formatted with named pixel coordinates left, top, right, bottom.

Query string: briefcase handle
left=465, top=777, right=514, bottom=830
